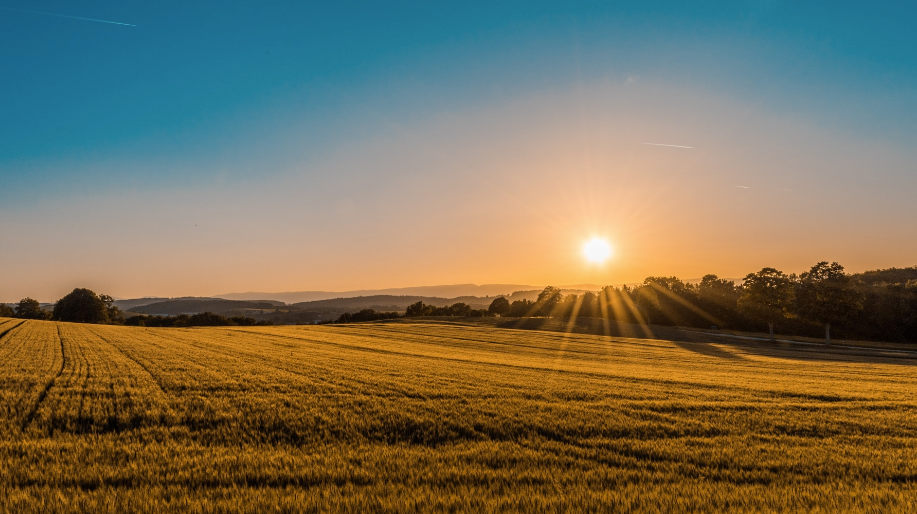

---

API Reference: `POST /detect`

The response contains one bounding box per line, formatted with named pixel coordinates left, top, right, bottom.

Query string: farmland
left=1, top=316, right=916, bottom=512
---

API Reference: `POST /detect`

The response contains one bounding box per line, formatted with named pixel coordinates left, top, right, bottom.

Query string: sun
left=582, top=237, right=613, bottom=264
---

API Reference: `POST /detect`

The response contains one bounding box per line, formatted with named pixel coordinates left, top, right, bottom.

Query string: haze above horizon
left=2, top=1, right=916, bottom=302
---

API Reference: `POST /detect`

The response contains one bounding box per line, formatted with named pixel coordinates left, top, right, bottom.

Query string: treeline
left=0, top=288, right=270, bottom=328
left=1, top=289, right=123, bottom=324
left=329, top=262, right=917, bottom=343
left=335, top=309, right=403, bottom=323
left=334, top=302, right=491, bottom=323
left=125, top=312, right=273, bottom=327
left=483, top=263, right=917, bottom=343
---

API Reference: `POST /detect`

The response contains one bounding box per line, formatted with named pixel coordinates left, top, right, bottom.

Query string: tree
left=796, top=262, right=863, bottom=344
left=405, top=301, right=426, bottom=317
left=737, top=268, right=794, bottom=340
left=52, top=288, right=110, bottom=324
left=697, top=274, right=740, bottom=325
left=448, top=303, right=473, bottom=316
left=633, top=286, right=659, bottom=325
left=579, top=291, right=598, bottom=318
left=535, top=286, right=563, bottom=316
left=0, top=303, right=14, bottom=318
left=507, top=299, right=534, bottom=317
left=99, top=294, right=124, bottom=325
left=487, top=297, right=510, bottom=316
left=15, top=298, right=47, bottom=320
left=698, top=274, right=739, bottom=308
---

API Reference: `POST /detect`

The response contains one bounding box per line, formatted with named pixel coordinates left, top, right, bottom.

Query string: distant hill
left=112, top=298, right=169, bottom=311
left=291, top=295, right=499, bottom=312
left=129, top=298, right=285, bottom=316
left=215, top=284, right=568, bottom=304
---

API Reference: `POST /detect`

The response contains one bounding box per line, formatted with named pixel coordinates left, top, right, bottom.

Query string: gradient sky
left=2, top=1, right=916, bottom=301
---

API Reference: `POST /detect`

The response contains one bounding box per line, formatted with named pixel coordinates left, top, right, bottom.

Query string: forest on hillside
left=397, top=263, right=917, bottom=343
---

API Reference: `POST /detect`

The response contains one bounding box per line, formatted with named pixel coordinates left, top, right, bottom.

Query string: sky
left=1, top=1, right=916, bottom=301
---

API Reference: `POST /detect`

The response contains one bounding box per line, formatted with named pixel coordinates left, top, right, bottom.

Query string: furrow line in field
left=63, top=327, right=96, bottom=424
left=151, top=329, right=339, bottom=391
left=345, top=324, right=917, bottom=389
left=1, top=323, right=56, bottom=419
left=233, top=328, right=642, bottom=381
left=0, top=320, right=25, bottom=343
left=91, top=329, right=169, bottom=397
left=20, top=325, right=66, bottom=431
left=330, top=323, right=672, bottom=362
left=239, top=328, right=857, bottom=400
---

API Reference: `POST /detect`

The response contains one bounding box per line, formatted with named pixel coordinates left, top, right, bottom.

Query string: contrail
left=733, top=185, right=750, bottom=189
left=642, top=142, right=693, bottom=149
left=0, top=6, right=135, bottom=26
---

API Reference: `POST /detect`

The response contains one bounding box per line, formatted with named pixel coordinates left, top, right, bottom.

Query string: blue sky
left=2, top=1, right=916, bottom=300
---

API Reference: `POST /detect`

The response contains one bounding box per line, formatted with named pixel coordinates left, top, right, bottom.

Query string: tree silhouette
left=405, top=301, right=426, bottom=317
left=634, top=286, right=659, bottom=325
left=487, top=297, right=510, bottom=316
left=796, top=262, right=863, bottom=344
left=53, top=288, right=110, bottom=324
left=535, top=286, right=563, bottom=316
left=738, top=268, right=794, bottom=340
left=15, top=298, right=46, bottom=320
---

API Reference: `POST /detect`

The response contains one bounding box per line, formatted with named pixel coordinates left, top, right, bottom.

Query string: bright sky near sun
left=2, top=1, right=917, bottom=301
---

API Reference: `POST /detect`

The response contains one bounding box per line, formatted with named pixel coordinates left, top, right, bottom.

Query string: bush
left=337, top=309, right=401, bottom=323
left=0, top=303, right=16, bottom=317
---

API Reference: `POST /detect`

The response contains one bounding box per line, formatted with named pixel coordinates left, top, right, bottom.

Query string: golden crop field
left=1, top=316, right=916, bottom=513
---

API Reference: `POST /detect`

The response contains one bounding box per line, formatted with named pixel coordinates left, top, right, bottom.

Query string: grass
left=1, top=315, right=916, bottom=512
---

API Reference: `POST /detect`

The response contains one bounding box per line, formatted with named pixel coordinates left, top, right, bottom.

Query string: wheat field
left=0, top=316, right=916, bottom=512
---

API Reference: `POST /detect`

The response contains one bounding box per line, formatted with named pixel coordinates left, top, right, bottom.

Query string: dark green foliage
left=738, top=268, right=795, bottom=339
left=125, top=312, right=271, bottom=327
left=470, top=264, right=916, bottom=343
left=0, top=304, right=14, bottom=317
left=402, top=302, right=488, bottom=318
left=15, top=298, right=49, bottom=320
left=52, top=288, right=117, bottom=324
left=487, top=296, right=510, bottom=316
left=336, top=309, right=401, bottom=323
left=507, top=299, right=535, bottom=317
left=796, top=262, right=864, bottom=343
left=405, top=301, right=426, bottom=317
left=534, top=286, right=563, bottom=316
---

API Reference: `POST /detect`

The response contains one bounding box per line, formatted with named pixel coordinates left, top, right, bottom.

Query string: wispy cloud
left=732, top=185, right=750, bottom=189
left=642, top=142, right=693, bottom=149
left=0, top=6, right=135, bottom=26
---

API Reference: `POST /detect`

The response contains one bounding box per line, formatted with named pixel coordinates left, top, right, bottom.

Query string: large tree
left=15, top=298, right=46, bottom=320
left=796, top=262, right=863, bottom=344
left=53, top=288, right=113, bottom=324
left=738, top=268, right=794, bottom=340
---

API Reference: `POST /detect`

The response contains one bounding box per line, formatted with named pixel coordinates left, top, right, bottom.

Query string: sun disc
left=583, top=238, right=612, bottom=263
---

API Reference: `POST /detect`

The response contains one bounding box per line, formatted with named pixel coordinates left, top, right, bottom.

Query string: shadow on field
left=673, top=341, right=745, bottom=361
left=393, top=316, right=917, bottom=367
